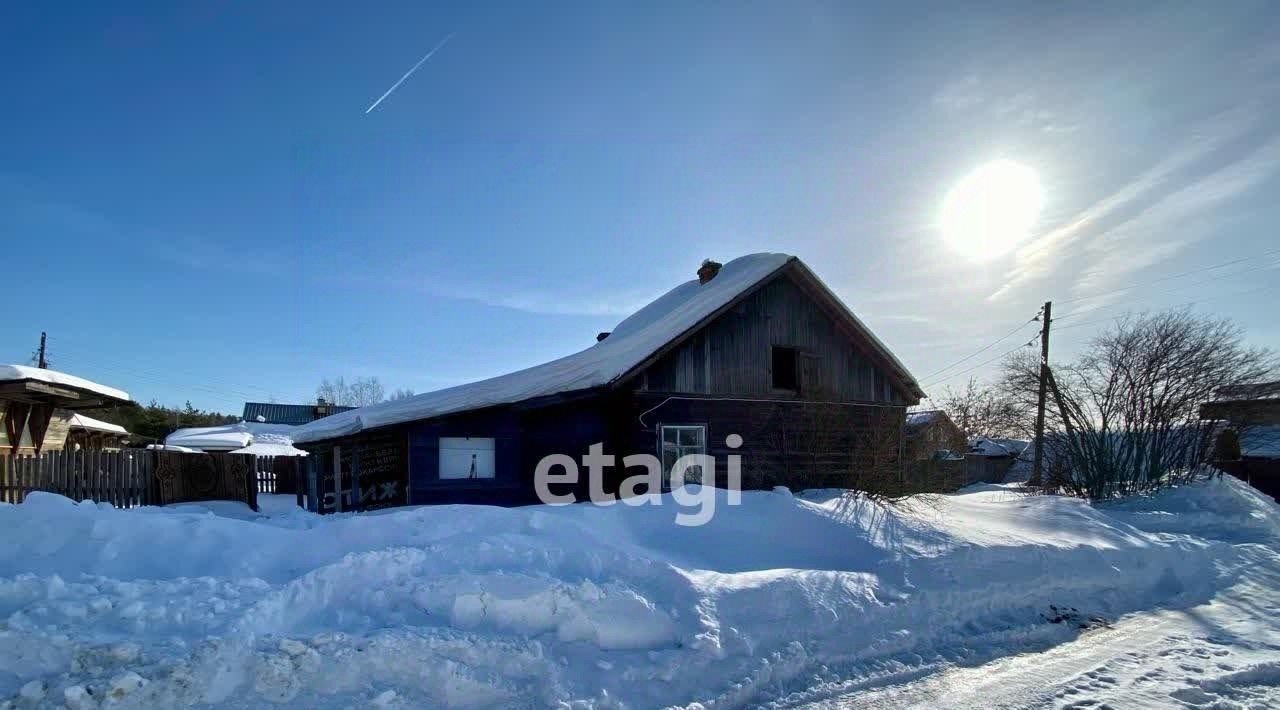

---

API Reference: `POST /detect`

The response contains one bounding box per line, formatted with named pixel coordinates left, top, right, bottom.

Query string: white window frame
left=659, top=424, right=707, bottom=486
left=439, top=437, right=496, bottom=480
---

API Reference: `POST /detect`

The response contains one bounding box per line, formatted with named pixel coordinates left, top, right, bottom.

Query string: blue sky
left=3, top=1, right=1279, bottom=413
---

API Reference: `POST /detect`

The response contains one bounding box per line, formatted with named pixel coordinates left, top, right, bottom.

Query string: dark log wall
left=906, top=420, right=967, bottom=461
left=626, top=393, right=906, bottom=492
left=638, top=273, right=908, bottom=404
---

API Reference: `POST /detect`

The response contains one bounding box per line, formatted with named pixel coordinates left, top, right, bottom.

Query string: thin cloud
left=1071, top=132, right=1280, bottom=298
left=987, top=106, right=1261, bottom=302
left=365, top=33, right=455, bottom=114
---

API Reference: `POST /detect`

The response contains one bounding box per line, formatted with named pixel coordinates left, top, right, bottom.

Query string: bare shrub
left=1002, top=309, right=1274, bottom=499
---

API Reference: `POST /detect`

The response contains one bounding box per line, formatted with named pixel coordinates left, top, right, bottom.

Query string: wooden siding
left=628, top=393, right=906, bottom=491
left=905, top=418, right=967, bottom=461
left=0, top=405, right=75, bottom=452
left=636, top=273, right=909, bottom=404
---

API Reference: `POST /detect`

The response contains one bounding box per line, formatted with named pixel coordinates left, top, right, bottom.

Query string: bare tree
left=1002, top=309, right=1275, bottom=499
left=316, top=377, right=347, bottom=405
left=316, top=376, right=386, bottom=407
left=938, top=377, right=1030, bottom=439
left=389, top=388, right=416, bottom=401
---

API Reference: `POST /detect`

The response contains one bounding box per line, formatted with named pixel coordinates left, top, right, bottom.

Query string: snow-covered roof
left=968, top=436, right=1030, bottom=458
left=228, top=441, right=309, bottom=457
left=1241, top=425, right=1280, bottom=459
left=294, top=253, right=922, bottom=444
left=0, top=365, right=131, bottom=402
left=166, top=422, right=300, bottom=453
left=67, top=413, right=129, bottom=436
left=146, top=444, right=203, bottom=453
left=906, top=411, right=943, bottom=428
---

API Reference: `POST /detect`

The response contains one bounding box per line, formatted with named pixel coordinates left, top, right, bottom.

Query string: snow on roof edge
left=0, top=365, right=131, bottom=402
left=67, top=413, right=129, bottom=435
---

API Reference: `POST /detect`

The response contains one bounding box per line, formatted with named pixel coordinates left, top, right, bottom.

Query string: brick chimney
left=697, top=259, right=722, bottom=284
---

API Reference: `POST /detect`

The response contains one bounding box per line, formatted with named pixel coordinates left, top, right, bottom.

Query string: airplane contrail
left=364, top=32, right=455, bottom=114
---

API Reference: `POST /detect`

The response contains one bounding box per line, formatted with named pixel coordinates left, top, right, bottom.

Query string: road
left=798, top=544, right=1280, bottom=709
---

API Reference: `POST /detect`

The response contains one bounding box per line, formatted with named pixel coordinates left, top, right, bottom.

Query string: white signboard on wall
left=439, top=437, right=496, bottom=479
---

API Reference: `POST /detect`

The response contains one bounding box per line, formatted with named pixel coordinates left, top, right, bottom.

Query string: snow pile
left=0, top=478, right=1273, bottom=707
left=165, top=422, right=305, bottom=456
left=0, top=365, right=130, bottom=403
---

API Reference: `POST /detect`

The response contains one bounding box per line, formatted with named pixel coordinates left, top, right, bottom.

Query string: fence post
left=306, top=455, right=318, bottom=513
left=350, top=446, right=362, bottom=513
left=295, top=457, right=305, bottom=510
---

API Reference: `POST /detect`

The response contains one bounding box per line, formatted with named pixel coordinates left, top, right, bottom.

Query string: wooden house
left=904, top=410, right=966, bottom=460
left=1201, top=381, right=1280, bottom=500
left=292, top=254, right=925, bottom=512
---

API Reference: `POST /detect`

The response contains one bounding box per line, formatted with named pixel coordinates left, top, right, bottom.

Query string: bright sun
left=940, top=159, right=1044, bottom=261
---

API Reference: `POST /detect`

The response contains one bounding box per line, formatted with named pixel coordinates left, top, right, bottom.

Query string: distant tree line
left=85, top=401, right=238, bottom=444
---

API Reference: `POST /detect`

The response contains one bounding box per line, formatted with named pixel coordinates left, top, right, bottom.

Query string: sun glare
left=940, top=159, right=1044, bottom=261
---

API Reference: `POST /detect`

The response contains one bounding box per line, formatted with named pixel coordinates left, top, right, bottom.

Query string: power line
left=916, top=310, right=1042, bottom=383
left=1055, top=246, right=1280, bottom=309
left=1055, top=257, right=1280, bottom=322
left=47, top=337, right=292, bottom=403
left=920, top=334, right=1040, bottom=389
left=1053, top=281, right=1280, bottom=333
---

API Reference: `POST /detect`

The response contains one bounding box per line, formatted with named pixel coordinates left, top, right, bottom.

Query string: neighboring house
left=292, top=253, right=925, bottom=512
left=242, top=400, right=355, bottom=426
left=0, top=365, right=133, bottom=454
left=165, top=422, right=307, bottom=457
left=1201, top=382, right=1280, bottom=500
left=967, top=436, right=1031, bottom=484
left=904, top=410, right=966, bottom=460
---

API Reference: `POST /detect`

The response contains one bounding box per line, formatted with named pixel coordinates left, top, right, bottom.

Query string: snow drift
left=0, top=478, right=1270, bottom=708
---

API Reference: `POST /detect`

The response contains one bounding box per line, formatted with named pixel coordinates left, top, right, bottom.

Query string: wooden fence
left=1, top=449, right=153, bottom=507
left=1, top=449, right=261, bottom=510
left=254, top=455, right=300, bottom=495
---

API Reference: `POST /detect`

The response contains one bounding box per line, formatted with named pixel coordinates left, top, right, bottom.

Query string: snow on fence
left=0, top=449, right=154, bottom=508
left=0, top=449, right=262, bottom=510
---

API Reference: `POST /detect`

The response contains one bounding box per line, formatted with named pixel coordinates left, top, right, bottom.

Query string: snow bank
left=0, top=478, right=1270, bottom=708
left=0, top=365, right=130, bottom=403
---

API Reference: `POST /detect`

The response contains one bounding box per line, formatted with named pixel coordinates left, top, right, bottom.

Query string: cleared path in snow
left=801, top=544, right=1280, bottom=709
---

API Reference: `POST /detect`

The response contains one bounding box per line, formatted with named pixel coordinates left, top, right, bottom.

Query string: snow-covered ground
left=0, top=478, right=1276, bottom=708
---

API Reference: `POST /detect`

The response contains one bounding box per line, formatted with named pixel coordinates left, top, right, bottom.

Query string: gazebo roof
left=0, top=365, right=132, bottom=410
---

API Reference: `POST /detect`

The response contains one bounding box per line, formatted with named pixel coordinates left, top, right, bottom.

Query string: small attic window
left=771, top=346, right=798, bottom=390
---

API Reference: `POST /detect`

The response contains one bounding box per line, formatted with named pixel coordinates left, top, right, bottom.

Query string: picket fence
left=0, top=449, right=264, bottom=510
left=0, top=449, right=153, bottom=508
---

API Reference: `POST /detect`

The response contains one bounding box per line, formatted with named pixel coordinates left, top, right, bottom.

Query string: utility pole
left=36, top=332, right=48, bottom=369
left=1030, top=301, right=1052, bottom=487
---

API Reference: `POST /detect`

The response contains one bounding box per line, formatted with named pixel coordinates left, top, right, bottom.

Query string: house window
left=660, top=425, right=706, bottom=483
left=439, top=437, right=496, bottom=479
left=772, top=346, right=798, bottom=390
